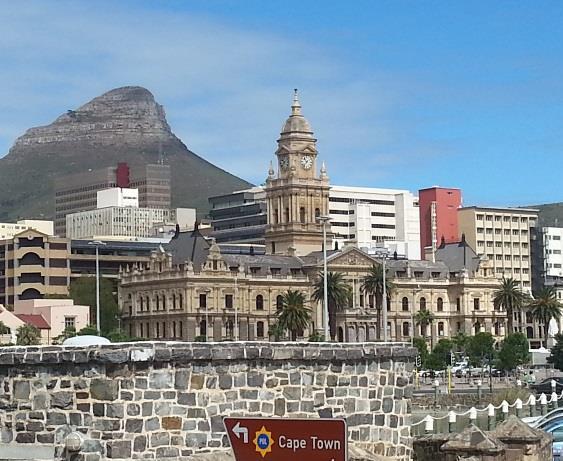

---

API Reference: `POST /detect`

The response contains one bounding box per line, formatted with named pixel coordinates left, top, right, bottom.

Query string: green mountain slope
left=0, top=86, right=252, bottom=221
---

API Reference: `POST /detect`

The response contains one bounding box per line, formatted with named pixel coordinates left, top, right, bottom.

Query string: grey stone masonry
left=0, top=341, right=415, bottom=461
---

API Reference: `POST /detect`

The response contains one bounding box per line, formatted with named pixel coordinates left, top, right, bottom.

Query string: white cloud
left=0, top=1, right=447, bottom=190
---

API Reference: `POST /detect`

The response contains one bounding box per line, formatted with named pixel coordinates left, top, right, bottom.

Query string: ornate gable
left=325, top=247, right=379, bottom=269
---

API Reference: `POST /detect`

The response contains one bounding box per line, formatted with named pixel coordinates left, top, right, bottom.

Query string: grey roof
left=223, top=254, right=303, bottom=276
left=435, top=241, right=480, bottom=274
left=165, top=229, right=211, bottom=269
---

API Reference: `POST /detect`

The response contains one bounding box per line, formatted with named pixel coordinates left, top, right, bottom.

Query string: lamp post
left=374, top=249, right=390, bottom=342
left=316, top=215, right=331, bottom=341
left=88, top=240, right=106, bottom=334
left=205, top=289, right=211, bottom=342
left=234, top=275, right=238, bottom=341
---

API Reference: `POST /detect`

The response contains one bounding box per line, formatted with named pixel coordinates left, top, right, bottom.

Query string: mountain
left=0, top=86, right=252, bottom=221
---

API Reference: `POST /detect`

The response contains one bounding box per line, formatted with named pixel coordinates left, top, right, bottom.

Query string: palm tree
left=361, top=264, right=394, bottom=340
left=16, top=324, right=41, bottom=346
left=312, top=272, right=351, bottom=341
left=493, top=277, right=528, bottom=334
left=277, top=290, right=312, bottom=341
left=414, top=309, right=435, bottom=349
left=528, top=287, right=563, bottom=348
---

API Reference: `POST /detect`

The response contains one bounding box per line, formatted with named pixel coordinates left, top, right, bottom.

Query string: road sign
left=224, top=417, right=347, bottom=461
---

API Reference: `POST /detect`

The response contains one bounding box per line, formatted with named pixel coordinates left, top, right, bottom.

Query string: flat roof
left=459, top=206, right=539, bottom=213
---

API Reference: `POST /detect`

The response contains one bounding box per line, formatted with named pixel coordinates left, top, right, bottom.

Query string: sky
left=1, top=1, right=563, bottom=207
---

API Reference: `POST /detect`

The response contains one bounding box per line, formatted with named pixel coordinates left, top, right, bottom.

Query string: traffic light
left=415, top=355, right=421, bottom=368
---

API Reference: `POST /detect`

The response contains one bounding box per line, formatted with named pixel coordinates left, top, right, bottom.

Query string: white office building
left=328, top=186, right=421, bottom=260
left=97, top=188, right=139, bottom=208
left=0, top=220, right=54, bottom=239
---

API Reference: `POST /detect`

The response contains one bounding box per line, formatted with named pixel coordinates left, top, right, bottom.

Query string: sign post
left=224, top=417, right=347, bottom=461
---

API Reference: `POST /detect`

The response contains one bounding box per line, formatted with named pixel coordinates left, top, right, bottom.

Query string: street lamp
left=204, top=288, right=211, bottom=342
left=88, top=240, right=106, bottom=333
left=316, top=215, right=331, bottom=341
left=374, top=248, right=390, bottom=342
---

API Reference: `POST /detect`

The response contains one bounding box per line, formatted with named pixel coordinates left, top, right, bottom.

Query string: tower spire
left=291, top=88, right=301, bottom=115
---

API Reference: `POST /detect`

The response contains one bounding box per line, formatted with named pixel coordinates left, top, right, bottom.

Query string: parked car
left=530, top=376, right=563, bottom=394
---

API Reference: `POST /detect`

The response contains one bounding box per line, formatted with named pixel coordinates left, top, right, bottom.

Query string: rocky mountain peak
left=9, top=86, right=174, bottom=156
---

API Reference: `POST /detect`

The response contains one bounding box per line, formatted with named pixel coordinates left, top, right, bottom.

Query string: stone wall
left=0, top=341, right=415, bottom=461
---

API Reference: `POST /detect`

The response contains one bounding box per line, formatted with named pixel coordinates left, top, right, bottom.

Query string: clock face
left=301, top=155, right=313, bottom=170
left=279, top=156, right=289, bottom=170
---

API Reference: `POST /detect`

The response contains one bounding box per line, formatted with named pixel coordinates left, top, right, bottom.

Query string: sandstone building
left=120, top=92, right=503, bottom=344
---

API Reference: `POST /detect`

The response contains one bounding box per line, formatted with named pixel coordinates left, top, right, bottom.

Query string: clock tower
left=264, top=90, right=331, bottom=256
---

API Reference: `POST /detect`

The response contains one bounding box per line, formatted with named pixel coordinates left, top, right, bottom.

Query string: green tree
left=451, top=331, right=470, bottom=356
left=431, top=339, right=455, bottom=368
left=77, top=325, right=99, bottom=336
left=268, top=322, right=285, bottom=342
left=312, top=272, right=351, bottom=341
left=308, top=331, right=325, bottom=342
left=528, top=287, right=563, bottom=348
left=69, top=277, right=119, bottom=335
left=414, top=309, right=435, bottom=348
left=55, top=326, right=76, bottom=344
left=497, top=332, right=530, bottom=371
left=16, top=324, right=41, bottom=345
left=413, top=336, right=429, bottom=367
left=0, top=321, right=10, bottom=335
left=466, top=332, right=495, bottom=367
left=361, top=265, right=394, bottom=340
left=548, top=333, right=563, bottom=371
left=277, top=290, right=312, bottom=341
left=493, top=278, right=528, bottom=334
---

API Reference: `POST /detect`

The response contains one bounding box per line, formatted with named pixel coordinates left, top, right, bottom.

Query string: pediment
left=326, top=247, right=379, bottom=268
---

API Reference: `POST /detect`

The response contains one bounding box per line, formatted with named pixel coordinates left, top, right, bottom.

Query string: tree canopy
left=277, top=290, right=311, bottom=341
left=16, top=324, right=41, bottom=346
left=493, top=277, right=528, bottom=334
left=549, top=333, right=563, bottom=371
left=312, top=272, right=351, bottom=340
left=466, top=332, right=495, bottom=367
left=529, top=287, right=563, bottom=347
left=497, top=332, right=530, bottom=371
left=69, top=277, right=119, bottom=334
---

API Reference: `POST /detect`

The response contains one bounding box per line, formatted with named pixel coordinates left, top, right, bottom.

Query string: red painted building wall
left=418, top=187, right=462, bottom=257
left=116, top=162, right=130, bottom=188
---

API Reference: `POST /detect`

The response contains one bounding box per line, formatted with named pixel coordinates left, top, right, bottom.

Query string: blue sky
left=1, top=1, right=563, bottom=206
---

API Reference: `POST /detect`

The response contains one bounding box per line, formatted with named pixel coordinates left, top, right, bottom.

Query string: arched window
left=140, top=297, right=144, bottom=311
left=299, top=207, right=306, bottom=223
left=179, top=293, right=183, bottom=309
left=284, top=208, right=289, bottom=222
left=402, top=297, right=409, bottom=312
left=494, top=322, right=501, bottom=336
left=172, top=321, right=177, bottom=338
left=437, top=298, right=443, bottom=312
left=256, top=321, right=265, bottom=338
left=20, top=288, right=41, bottom=300
left=526, top=326, right=534, bottom=339
left=274, top=209, right=279, bottom=224
left=156, top=296, right=160, bottom=311
left=402, top=322, right=410, bottom=337
left=526, top=312, right=533, bottom=323
left=276, top=295, right=283, bottom=311
left=146, top=297, right=150, bottom=310
left=315, top=208, right=320, bottom=219
left=338, top=327, right=344, bottom=342
left=419, top=297, right=426, bottom=311
left=199, top=320, right=207, bottom=337
left=226, top=320, right=234, bottom=339
left=474, top=322, right=481, bottom=335
left=256, top=295, right=264, bottom=310
left=438, top=322, right=445, bottom=336
left=162, top=295, right=166, bottom=310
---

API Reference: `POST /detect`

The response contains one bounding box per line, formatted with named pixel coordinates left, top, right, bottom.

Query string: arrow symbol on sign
left=233, top=422, right=248, bottom=443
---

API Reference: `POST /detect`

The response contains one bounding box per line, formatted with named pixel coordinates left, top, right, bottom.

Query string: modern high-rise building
left=458, top=206, right=538, bottom=291
left=54, top=162, right=171, bottom=236
left=419, top=187, right=462, bottom=258
left=327, top=185, right=420, bottom=260
left=208, top=187, right=267, bottom=244
left=209, top=185, right=421, bottom=259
